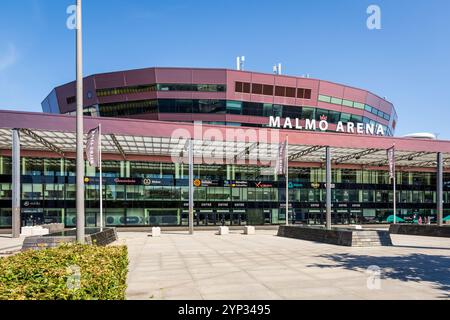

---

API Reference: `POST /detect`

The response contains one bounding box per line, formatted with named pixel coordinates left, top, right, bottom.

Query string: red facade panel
left=154, top=68, right=193, bottom=83
left=319, top=81, right=345, bottom=98
left=343, top=86, right=367, bottom=104
left=191, top=69, right=227, bottom=84
left=124, top=68, right=156, bottom=86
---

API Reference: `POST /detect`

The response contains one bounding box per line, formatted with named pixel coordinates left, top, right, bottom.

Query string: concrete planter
left=389, top=224, right=450, bottom=238
left=22, top=227, right=118, bottom=251
left=277, top=225, right=392, bottom=247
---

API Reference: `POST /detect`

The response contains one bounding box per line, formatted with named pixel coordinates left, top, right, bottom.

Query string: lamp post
left=76, top=0, right=85, bottom=243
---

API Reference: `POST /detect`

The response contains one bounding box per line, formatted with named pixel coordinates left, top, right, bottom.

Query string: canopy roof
left=0, top=110, right=449, bottom=169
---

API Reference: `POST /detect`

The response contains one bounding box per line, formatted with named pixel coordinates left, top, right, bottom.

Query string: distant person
left=418, top=216, right=423, bottom=225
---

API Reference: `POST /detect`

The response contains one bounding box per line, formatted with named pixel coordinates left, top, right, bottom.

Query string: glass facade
left=83, top=99, right=392, bottom=135
left=0, top=156, right=448, bottom=228
left=318, top=94, right=391, bottom=121
left=96, top=83, right=226, bottom=98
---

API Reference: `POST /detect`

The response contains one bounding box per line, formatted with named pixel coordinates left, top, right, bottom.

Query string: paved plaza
left=122, top=230, right=450, bottom=300
left=2, top=229, right=449, bottom=300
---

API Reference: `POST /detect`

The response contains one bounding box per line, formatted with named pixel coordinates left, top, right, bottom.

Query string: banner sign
left=86, top=126, right=100, bottom=167
left=275, top=140, right=287, bottom=175
left=387, top=146, right=395, bottom=180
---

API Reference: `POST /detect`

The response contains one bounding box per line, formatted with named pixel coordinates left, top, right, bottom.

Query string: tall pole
left=325, top=147, right=332, bottom=230
left=76, top=0, right=85, bottom=243
left=11, top=129, right=21, bottom=238
left=188, top=139, right=194, bottom=235
left=285, top=135, right=289, bottom=226
left=99, top=124, right=103, bottom=230
left=393, top=169, right=397, bottom=224
left=437, top=152, right=443, bottom=226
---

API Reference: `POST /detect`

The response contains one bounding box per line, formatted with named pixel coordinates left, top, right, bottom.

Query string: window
left=235, top=82, right=243, bottom=93
left=302, top=107, right=315, bottom=120
left=252, top=83, right=263, bottom=94
left=351, top=115, right=363, bottom=123
left=275, top=86, right=285, bottom=97
left=66, top=96, right=76, bottom=105
left=331, top=97, right=343, bottom=105
left=342, top=99, right=353, bottom=107
left=303, top=89, right=312, bottom=99
left=286, top=87, right=296, bottom=98
left=340, top=113, right=351, bottom=123
left=354, top=102, right=365, bottom=110
left=243, top=82, right=251, bottom=93
left=196, top=84, right=226, bottom=92
left=318, top=95, right=331, bottom=103
left=364, top=104, right=372, bottom=112
left=226, top=101, right=242, bottom=115
left=328, top=111, right=341, bottom=124
left=263, top=85, right=273, bottom=95
left=282, top=105, right=301, bottom=118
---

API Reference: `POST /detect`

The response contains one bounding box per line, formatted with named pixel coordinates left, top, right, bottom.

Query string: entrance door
left=208, top=212, right=218, bottom=226
left=230, top=211, right=240, bottom=226
left=217, top=210, right=229, bottom=226
left=196, top=210, right=211, bottom=226
left=21, top=209, right=44, bottom=227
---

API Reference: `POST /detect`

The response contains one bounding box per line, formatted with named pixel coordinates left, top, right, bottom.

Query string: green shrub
left=0, top=244, right=128, bottom=300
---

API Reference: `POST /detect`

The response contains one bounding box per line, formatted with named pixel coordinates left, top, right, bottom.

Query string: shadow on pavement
left=308, top=253, right=450, bottom=299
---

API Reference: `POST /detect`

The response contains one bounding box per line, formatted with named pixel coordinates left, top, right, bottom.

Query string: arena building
left=0, top=67, right=448, bottom=228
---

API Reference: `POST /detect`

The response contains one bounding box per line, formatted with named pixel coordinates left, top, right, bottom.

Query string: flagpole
left=75, top=0, right=85, bottom=244
left=285, top=135, right=289, bottom=226
left=393, top=144, right=396, bottom=224
left=99, top=124, right=103, bottom=230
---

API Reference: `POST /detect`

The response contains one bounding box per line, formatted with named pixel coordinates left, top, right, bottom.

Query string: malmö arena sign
left=268, top=116, right=386, bottom=136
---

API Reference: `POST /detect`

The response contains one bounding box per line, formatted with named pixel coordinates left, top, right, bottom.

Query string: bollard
left=151, top=227, right=161, bottom=237
left=244, top=226, right=256, bottom=235
left=218, top=226, right=229, bottom=235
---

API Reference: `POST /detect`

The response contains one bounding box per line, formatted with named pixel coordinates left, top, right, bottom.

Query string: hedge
left=0, top=244, right=128, bottom=300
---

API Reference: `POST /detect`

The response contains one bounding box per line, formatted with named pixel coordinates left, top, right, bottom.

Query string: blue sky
left=0, top=0, right=449, bottom=138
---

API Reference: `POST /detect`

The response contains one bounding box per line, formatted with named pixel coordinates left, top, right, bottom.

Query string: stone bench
left=21, top=226, right=49, bottom=237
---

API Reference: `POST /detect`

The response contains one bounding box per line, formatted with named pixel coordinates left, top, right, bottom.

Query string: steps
left=351, top=230, right=392, bottom=247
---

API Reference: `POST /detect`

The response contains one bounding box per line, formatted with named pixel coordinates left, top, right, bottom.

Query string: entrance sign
left=269, top=116, right=385, bottom=136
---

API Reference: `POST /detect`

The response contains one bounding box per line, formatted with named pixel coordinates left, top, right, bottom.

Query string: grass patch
left=0, top=244, right=128, bottom=300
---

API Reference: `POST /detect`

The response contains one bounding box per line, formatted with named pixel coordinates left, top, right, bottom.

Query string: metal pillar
left=11, top=129, right=21, bottom=238
left=325, top=147, right=332, bottom=230
left=76, top=0, right=85, bottom=243
left=437, top=152, right=443, bottom=226
left=188, top=139, right=194, bottom=235
left=285, top=136, right=289, bottom=226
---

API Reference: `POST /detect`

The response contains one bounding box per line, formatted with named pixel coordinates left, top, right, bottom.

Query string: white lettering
left=347, top=122, right=355, bottom=133
left=305, top=119, right=316, bottom=131
left=376, top=125, right=385, bottom=136
left=319, top=120, right=329, bottom=131
left=365, top=123, right=375, bottom=135
left=357, top=123, right=364, bottom=134
left=283, top=118, right=292, bottom=129
left=269, top=116, right=281, bottom=128
left=336, top=121, right=345, bottom=132
left=295, top=118, right=302, bottom=129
